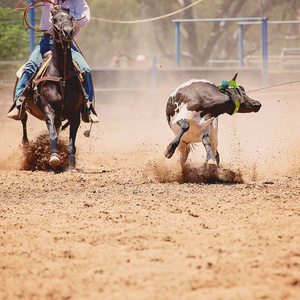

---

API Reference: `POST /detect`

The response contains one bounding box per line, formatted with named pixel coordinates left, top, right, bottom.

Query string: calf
left=165, top=72, right=261, bottom=167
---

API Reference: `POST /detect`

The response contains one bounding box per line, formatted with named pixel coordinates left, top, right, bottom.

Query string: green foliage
left=0, top=7, right=29, bottom=61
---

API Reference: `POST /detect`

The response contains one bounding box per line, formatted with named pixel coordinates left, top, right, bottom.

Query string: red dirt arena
left=0, top=81, right=300, bottom=299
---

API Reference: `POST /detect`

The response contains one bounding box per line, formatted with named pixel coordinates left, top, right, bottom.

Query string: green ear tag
left=227, top=80, right=240, bottom=88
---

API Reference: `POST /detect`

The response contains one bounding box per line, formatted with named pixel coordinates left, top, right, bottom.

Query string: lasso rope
left=90, top=0, right=203, bottom=24
left=15, top=0, right=57, bottom=10
left=15, top=0, right=58, bottom=37
left=14, top=0, right=203, bottom=36
left=247, top=79, right=300, bottom=93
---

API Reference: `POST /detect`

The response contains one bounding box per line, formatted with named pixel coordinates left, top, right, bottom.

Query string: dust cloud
left=0, top=79, right=299, bottom=183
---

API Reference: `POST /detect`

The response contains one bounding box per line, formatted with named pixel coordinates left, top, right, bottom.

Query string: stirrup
left=89, top=112, right=99, bottom=123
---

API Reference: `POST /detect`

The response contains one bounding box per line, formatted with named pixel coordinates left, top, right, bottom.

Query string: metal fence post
left=152, top=55, right=157, bottom=116
left=261, top=17, right=268, bottom=86
left=238, top=24, right=244, bottom=67
left=175, top=22, right=180, bottom=68
left=29, top=0, right=35, bottom=54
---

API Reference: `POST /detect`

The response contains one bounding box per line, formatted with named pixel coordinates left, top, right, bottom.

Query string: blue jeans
left=15, top=36, right=94, bottom=103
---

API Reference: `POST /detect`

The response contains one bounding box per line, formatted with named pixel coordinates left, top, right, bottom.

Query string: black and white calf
left=165, top=72, right=261, bottom=167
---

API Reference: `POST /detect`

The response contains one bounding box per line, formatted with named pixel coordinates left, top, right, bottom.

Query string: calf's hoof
left=207, top=158, right=218, bottom=168
left=164, top=142, right=178, bottom=159
left=164, top=148, right=174, bottom=159
left=48, top=153, right=63, bottom=167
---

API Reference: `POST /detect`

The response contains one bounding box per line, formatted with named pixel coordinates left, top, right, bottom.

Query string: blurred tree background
left=0, top=0, right=299, bottom=67
left=0, top=5, right=29, bottom=61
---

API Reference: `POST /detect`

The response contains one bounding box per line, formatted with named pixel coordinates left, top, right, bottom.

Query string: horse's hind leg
left=21, top=112, right=29, bottom=145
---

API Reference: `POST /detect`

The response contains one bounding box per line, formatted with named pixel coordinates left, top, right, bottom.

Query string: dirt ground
left=0, top=80, right=300, bottom=300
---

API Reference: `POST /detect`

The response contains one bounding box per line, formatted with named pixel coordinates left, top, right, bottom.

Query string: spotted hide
left=164, top=72, right=261, bottom=168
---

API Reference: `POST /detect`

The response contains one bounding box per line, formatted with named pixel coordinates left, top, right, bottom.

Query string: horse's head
left=51, top=7, right=75, bottom=46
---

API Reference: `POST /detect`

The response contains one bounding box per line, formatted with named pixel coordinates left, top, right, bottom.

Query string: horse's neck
left=50, top=41, right=73, bottom=76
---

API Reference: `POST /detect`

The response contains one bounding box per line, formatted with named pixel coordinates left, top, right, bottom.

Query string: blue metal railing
left=29, top=0, right=35, bottom=54
left=237, top=20, right=300, bottom=86
left=172, top=17, right=268, bottom=85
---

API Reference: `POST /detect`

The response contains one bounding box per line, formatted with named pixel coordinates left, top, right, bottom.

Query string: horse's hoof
left=48, top=153, right=63, bottom=167
left=67, top=167, right=82, bottom=173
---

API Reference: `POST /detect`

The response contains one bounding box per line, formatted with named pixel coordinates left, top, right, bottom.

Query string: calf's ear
left=232, top=71, right=238, bottom=81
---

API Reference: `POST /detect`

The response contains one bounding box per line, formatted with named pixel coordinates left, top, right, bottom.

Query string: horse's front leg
left=21, top=112, right=29, bottom=145
left=67, top=113, right=80, bottom=172
left=44, top=105, right=62, bottom=167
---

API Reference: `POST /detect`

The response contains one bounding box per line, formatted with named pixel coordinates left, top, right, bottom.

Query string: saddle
left=34, top=51, right=84, bottom=85
left=12, top=51, right=90, bottom=121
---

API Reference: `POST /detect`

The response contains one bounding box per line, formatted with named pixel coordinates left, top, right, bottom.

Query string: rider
left=7, top=0, right=98, bottom=123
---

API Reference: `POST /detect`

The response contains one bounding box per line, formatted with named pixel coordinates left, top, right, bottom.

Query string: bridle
left=51, top=10, right=75, bottom=49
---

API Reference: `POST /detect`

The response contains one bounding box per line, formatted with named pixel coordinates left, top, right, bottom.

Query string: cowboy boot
left=7, top=95, right=26, bottom=120
left=82, top=96, right=99, bottom=123
left=87, top=102, right=99, bottom=123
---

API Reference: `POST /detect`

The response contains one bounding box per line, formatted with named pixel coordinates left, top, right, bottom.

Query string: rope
left=14, top=0, right=57, bottom=10
left=90, top=0, right=203, bottom=24
left=247, top=79, right=300, bottom=94
left=15, top=0, right=58, bottom=37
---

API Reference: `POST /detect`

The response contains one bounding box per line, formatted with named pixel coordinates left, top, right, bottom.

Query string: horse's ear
left=50, top=6, right=59, bottom=16
left=232, top=71, right=238, bottom=81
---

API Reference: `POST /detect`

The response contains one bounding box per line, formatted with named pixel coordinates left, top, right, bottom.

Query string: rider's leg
left=8, top=36, right=52, bottom=119
left=71, top=44, right=99, bottom=123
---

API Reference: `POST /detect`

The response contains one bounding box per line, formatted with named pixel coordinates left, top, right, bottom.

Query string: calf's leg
left=209, top=118, right=220, bottom=165
left=165, top=119, right=190, bottom=159
left=201, top=129, right=218, bottom=167
left=178, top=141, right=191, bottom=167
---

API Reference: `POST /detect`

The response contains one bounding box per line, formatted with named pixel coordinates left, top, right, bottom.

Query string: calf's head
left=238, top=86, right=262, bottom=113
left=227, top=72, right=261, bottom=114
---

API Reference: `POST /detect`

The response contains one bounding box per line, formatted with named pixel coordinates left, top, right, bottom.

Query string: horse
left=14, top=7, right=87, bottom=172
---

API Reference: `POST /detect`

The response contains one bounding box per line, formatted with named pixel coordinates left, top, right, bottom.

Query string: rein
left=34, top=68, right=82, bottom=85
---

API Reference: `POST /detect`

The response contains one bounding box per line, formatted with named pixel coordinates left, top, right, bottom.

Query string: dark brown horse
left=17, top=8, right=86, bottom=172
